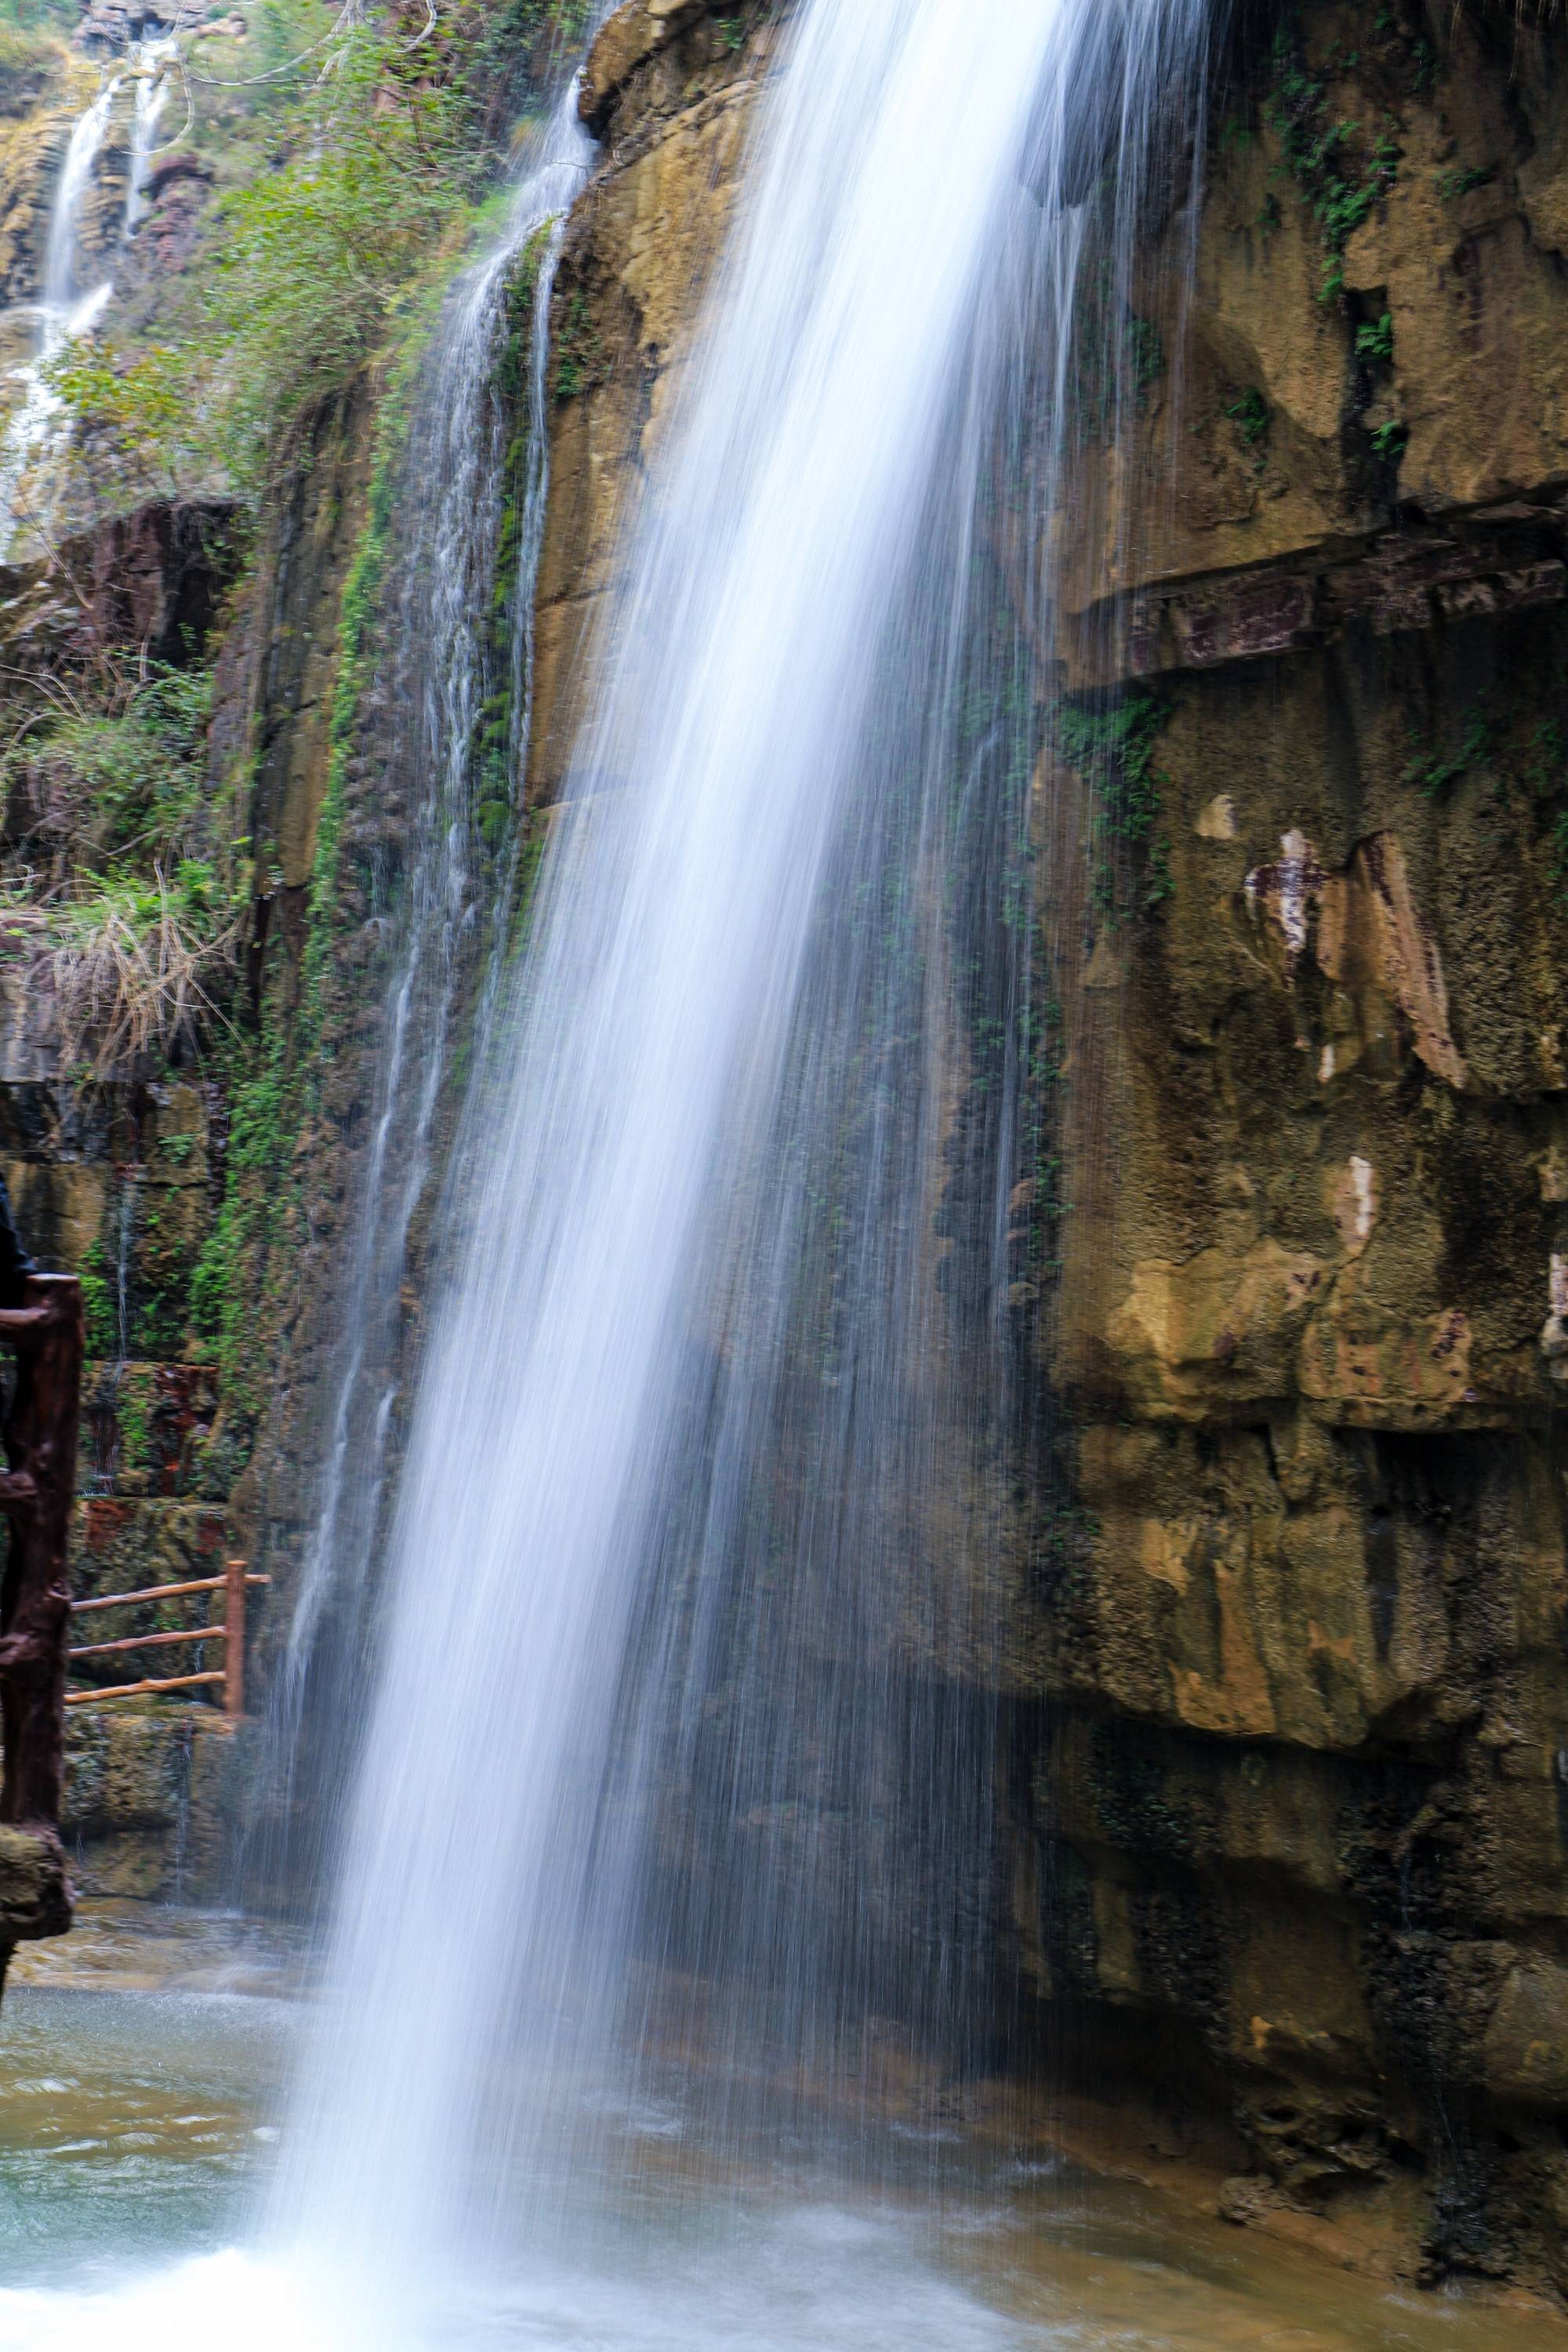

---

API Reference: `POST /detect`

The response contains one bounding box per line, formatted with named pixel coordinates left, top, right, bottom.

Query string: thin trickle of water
left=114, top=1164, right=140, bottom=1372
left=169, top=1718, right=194, bottom=1906
left=250, top=40, right=604, bottom=1900
left=272, top=0, right=1209, bottom=2315
left=93, top=1158, right=145, bottom=1491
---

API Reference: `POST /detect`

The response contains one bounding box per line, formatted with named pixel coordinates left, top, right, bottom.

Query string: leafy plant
left=1438, top=163, right=1497, bottom=200
left=0, top=13, right=64, bottom=92
left=189, top=395, right=407, bottom=1381
left=48, top=344, right=204, bottom=511
left=1370, top=418, right=1408, bottom=463
left=1051, top=694, right=1174, bottom=916
left=1356, top=311, right=1395, bottom=365
left=1265, top=33, right=1399, bottom=304
left=39, top=866, right=240, bottom=1076
left=56, top=9, right=487, bottom=504
left=77, top=1238, right=116, bottom=1360
left=196, top=27, right=469, bottom=485
left=4, top=665, right=216, bottom=870
left=1404, top=706, right=1489, bottom=799
left=553, top=287, right=602, bottom=403
left=0, top=644, right=245, bottom=1076
left=1527, top=720, right=1566, bottom=800
left=1226, top=387, right=1270, bottom=446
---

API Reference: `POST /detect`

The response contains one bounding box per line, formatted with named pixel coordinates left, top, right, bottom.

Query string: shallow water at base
left=0, top=1909, right=298, bottom=2288
left=0, top=1910, right=1560, bottom=2352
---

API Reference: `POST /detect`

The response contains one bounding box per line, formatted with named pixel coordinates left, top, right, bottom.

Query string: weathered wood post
left=0, top=1272, right=85, bottom=1982
left=223, top=1555, right=247, bottom=1722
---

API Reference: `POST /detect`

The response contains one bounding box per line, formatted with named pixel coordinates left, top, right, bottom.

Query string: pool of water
left=0, top=1906, right=299, bottom=2288
left=0, top=1907, right=1561, bottom=2352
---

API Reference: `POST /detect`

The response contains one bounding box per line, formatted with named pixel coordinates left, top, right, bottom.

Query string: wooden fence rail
left=64, top=1557, right=269, bottom=1719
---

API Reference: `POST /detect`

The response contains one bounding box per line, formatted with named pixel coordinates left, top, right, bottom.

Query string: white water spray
left=41, top=82, right=117, bottom=318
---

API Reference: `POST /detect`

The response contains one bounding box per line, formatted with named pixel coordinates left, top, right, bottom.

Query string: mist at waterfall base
left=0, top=0, right=1221, bottom=2343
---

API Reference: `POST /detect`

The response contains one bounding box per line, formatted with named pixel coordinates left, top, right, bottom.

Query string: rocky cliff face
left=0, top=495, right=242, bottom=1901
left=530, top=0, right=779, bottom=797
left=1027, top=0, right=1568, bottom=2300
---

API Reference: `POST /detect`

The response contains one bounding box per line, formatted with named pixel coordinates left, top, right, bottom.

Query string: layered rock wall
left=1015, top=0, right=1568, bottom=2295
left=0, top=499, right=241, bottom=1898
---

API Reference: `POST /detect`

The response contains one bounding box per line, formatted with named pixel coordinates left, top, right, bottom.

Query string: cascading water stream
left=0, top=72, right=122, bottom=553
left=0, top=32, right=172, bottom=556
left=250, top=37, right=605, bottom=1902
left=267, top=0, right=1207, bottom=2312
left=125, top=40, right=176, bottom=233
left=40, top=82, right=116, bottom=319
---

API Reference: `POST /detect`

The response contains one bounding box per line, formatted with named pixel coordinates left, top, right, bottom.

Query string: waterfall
left=40, top=78, right=118, bottom=318
left=0, top=31, right=172, bottom=555
left=0, top=68, right=122, bottom=554
left=125, top=39, right=176, bottom=234
left=249, top=41, right=604, bottom=1904
left=267, top=0, right=1209, bottom=2313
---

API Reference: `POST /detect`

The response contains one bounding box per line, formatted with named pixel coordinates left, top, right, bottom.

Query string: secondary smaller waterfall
left=251, top=31, right=606, bottom=1900
left=125, top=40, right=176, bottom=232
left=42, top=90, right=116, bottom=314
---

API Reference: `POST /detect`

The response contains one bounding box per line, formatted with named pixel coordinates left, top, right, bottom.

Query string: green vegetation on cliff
left=57, top=0, right=586, bottom=508
left=0, top=1, right=573, bottom=1460
left=190, top=402, right=400, bottom=1410
left=0, top=643, right=247, bottom=1076
left=1051, top=693, right=1174, bottom=916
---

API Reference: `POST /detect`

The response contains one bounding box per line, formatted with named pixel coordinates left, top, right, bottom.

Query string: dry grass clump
left=0, top=650, right=242, bottom=1079
left=42, top=869, right=240, bottom=1076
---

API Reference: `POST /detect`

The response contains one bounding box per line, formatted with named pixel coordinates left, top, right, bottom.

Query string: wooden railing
left=65, top=1556, right=269, bottom=1718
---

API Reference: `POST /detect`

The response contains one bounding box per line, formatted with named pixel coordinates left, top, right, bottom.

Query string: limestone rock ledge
left=530, top=0, right=782, bottom=800
left=0, top=1823, right=71, bottom=1952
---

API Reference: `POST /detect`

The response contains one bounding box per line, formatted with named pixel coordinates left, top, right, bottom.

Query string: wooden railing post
left=0, top=1273, right=84, bottom=1957
left=223, top=1555, right=246, bottom=1722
